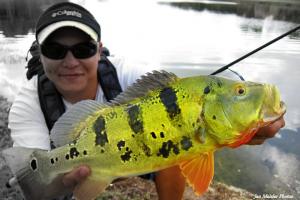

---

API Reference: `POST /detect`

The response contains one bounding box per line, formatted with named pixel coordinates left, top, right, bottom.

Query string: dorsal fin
left=111, top=70, right=179, bottom=105
left=50, top=100, right=110, bottom=147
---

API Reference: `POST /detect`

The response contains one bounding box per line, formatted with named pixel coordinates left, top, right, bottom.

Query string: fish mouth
left=261, top=101, right=286, bottom=125
left=260, top=84, right=286, bottom=125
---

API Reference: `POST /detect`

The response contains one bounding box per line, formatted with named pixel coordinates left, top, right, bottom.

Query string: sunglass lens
left=41, top=43, right=67, bottom=59
left=72, top=42, right=97, bottom=59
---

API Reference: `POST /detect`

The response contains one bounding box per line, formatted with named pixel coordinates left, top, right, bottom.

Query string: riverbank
left=161, top=0, right=300, bottom=24
left=0, top=96, right=24, bottom=199
left=0, top=96, right=253, bottom=200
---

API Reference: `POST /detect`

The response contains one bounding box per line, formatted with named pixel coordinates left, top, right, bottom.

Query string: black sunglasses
left=40, top=41, right=98, bottom=59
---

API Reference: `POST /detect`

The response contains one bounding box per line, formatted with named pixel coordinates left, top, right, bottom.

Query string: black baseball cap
left=36, top=2, right=101, bottom=44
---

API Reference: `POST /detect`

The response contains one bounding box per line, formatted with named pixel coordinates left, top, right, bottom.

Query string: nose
left=62, top=51, right=80, bottom=68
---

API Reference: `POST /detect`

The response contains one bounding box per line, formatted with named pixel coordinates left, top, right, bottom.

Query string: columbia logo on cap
left=51, top=10, right=82, bottom=18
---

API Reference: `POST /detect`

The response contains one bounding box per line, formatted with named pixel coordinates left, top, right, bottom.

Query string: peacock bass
left=3, top=71, right=286, bottom=200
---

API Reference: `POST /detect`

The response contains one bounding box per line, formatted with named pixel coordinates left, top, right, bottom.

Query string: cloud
left=246, top=143, right=300, bottom=195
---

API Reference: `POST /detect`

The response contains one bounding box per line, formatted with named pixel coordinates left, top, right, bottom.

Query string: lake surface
left=0, top=0, right=300, bottom=197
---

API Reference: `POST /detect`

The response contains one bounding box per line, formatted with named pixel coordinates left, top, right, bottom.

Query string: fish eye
left=235, top=85, right=246, bottom=96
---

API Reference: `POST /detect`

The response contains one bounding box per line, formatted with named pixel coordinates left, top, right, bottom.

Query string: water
left=1, top=0, right=300, bottom=197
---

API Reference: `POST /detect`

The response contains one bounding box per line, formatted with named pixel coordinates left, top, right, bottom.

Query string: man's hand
left=62, top=165, right=91, bottom=189
left=247, top=116, right=285, bottom=145
left=155, top=166, right=185, bottom=200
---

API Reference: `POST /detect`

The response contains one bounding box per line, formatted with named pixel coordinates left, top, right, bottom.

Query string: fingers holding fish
left=62, top=165, right=91, bottom=189
left=247, top=116, right=285, bottom=145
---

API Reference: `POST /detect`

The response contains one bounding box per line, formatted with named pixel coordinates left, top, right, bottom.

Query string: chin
left=57, top=84, right=86, bottom=95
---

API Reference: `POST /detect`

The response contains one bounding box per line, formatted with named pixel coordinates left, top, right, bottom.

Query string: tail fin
left=2, top=147, right=71, bottom=200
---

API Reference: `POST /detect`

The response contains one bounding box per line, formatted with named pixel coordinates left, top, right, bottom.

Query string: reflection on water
left=161, top=0, right=300, bottom=24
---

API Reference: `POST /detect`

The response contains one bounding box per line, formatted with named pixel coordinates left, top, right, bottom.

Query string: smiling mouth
left=59, top=73, right=84, bottom=78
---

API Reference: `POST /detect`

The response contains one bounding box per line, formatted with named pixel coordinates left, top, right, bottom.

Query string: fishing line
left=210, top=25, right=300, bottom=76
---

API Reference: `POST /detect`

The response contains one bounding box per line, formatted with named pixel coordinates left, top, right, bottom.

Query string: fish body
left=3, top=71, right=286, bottom=200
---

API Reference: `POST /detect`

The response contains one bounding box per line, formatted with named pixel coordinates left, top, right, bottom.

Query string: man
left=8, top=2, right=285, bottom=200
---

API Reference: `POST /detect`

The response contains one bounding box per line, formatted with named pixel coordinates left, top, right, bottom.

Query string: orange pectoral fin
left=179, top=152, right=214, bottom=196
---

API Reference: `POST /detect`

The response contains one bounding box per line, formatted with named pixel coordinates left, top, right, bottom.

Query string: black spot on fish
left=181, top=136, right=193, bottom=151
left=173, top=145, right=180, bottom=155
left=55, top=158, right=58, bottom=162
left=159, top=87, right=181, bottom=119
left=65, top=154, right=70, bottom=160
left=70, top=147, right=80, bottom=159
left=117, top=140, right=126, bottom=151
left=162, top=124, right=165, bottom=128
left=204, top=86, right=210, bottom=94
left=30, top=159, right=37, bottom=171
left=50, top=158, right=55, bottom=164
left=157, top=140, right=179, bottom=158
left=83, top=150, right=87, bottom=155
left=151, top=132, right=157, bottom=139
left=160, top=132, right=165, bottom=138
left=121, top=148, right=133, bottom=162
left=213, top=115, right=216, bottom=120
left=107, top=111, right=117, bottom=119
left=94, top=116, right=109, bottom=147
left=142, top=143, right=151, bottom=157
left=127, top=104, right=144, bottom=134
left=101, top=149, right=105, bottom=153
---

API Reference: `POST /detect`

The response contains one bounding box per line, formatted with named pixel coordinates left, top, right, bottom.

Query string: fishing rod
left=210, top=25, right=300, bottom=76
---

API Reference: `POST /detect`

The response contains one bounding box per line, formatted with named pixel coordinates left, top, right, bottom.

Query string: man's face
left=40, top=27, right=101, bottom=99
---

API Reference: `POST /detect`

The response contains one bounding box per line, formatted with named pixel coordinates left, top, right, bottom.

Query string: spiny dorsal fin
left=111, top=70, right=179, bottom=105
left=50, top=100, right=110, bottom=147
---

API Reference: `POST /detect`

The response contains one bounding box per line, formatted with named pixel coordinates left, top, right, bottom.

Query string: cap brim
left=37, top=21, right=98, bottom=44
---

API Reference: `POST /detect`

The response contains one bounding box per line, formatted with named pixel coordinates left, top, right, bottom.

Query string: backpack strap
left=37, top=74, right=65, bottom=131
left=98, top=54, right=123, bottom=101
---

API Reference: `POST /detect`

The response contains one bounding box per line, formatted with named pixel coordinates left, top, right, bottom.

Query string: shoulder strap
left=98, top=54, right=123, bottom=101
left=37, top=74, right=65, bottom=131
